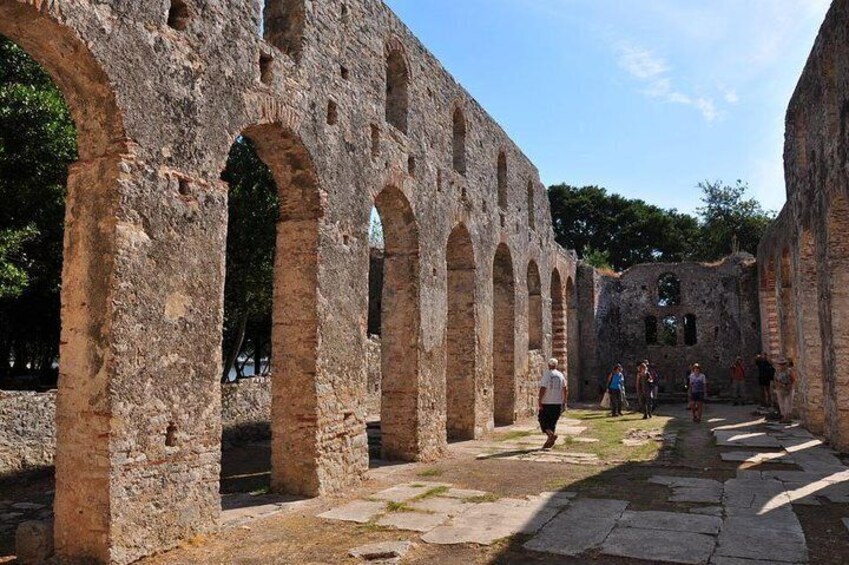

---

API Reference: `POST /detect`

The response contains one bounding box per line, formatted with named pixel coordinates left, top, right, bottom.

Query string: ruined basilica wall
left=578, top=255, right=761, bottom=399
left=758, top=0, right=849, bottom=448
left=0, top=0, right=576, bottom=561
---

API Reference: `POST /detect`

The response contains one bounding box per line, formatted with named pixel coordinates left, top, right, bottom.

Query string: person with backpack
left=606, top=363, right=626, bottom=417
left=636, top=362, right=656, bottom=419
left=755, top=352, right=775, bottom=408
left=538, top=358, right=567, bottom=449
left=688, top=363, right=707, bottom=423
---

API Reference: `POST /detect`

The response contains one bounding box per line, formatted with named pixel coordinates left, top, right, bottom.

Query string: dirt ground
left=3, top=402, right=849, bottom=564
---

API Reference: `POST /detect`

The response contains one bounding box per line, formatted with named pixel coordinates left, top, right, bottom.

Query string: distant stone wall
left=0, top=390, right=56, bottom=473
left=0, top=379, right=273, bottom=475
left=578, top=254, right=762, bottom=399
left=366, top=337, right=381, bottom=417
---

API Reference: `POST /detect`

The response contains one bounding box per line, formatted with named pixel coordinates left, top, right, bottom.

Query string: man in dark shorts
left=755, top=352, right=775, bottom=408
left=538, top=358, right=567, bottom=449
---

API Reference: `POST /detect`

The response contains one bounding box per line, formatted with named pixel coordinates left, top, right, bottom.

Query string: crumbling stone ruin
left=576, top=255, right=761, bottom=399
left=756, top=0, right=849, bottom=453
left=0, top=0, right=575, bottom=562
left=5, top=0, right=849, bottom=562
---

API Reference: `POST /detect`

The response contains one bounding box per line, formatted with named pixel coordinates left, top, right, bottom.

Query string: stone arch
left=760, top=257, right=780, bottom=356
left=497, top=150, right=508, bottom=210
left=445, top=224, right=476, bottom=439
left=452, top=105, right=466, bottom=175
left=0, top=5, right=131, bottom=561
left=527, top=260, right=542, bottom=350
left=233, top=124, right=323, bottom=496
left=374, top=185, right=420, bottom=459
left=385, top=41, right=409, bottom=134
left=492, top=243, right=516, bottom=424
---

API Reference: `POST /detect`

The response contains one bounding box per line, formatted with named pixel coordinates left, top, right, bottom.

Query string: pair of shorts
left=690, top=392, right=704, bottom=402
left=538, top=404, right=562, bottom=433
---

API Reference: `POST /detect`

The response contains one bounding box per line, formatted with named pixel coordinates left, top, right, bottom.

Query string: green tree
left=0, top=36, right=77, bottom=383
left=548, top=184, right=700, bottom=271
left=220, top=137, right=280, bottom=381
left=694, top=180, right=774, bottom=259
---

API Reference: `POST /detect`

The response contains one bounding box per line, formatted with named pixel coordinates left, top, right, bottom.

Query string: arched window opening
left=527, top=181, right=535, bottom=230
left=661, top=316, right=678, bottom=346
left=385, top=47, right=409, bottom=134
left=263, top=0, right=306, bottom=62
left=657, top=273, right=681, bottom=306
left=452, top=107, right=466, bottom=174
left=645, top=316, right=658, bottom=345
left=527, top=261, right=542, bottom=350
left=497, top=151, right=507, bottom=210
left=683, top=314, right=698, bottom=345
left=493, top=244, right=516, bottom=424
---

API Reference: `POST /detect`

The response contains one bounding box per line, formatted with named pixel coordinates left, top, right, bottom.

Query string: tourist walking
left=636, top=362, right=656, bottom=419
left=538, top=358, right=567, bottom=449
left=606, top=363, right=626, bottom=417
left=773, top=357, right=796, bottom=424
left=688, top=363, right=707, bottom=423
left=730, top=356, right=746, bottom=405
left=755, top=352, right=775, bottom=408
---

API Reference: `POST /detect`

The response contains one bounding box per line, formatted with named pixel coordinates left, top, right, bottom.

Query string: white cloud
left=617, top=43, right=720, bottom=122
left=723, top=89, right=739, bottom=104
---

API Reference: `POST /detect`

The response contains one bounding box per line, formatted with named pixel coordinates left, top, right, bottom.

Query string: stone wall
left=0, top=0, right=577, bottom=559
left=1, top=379, right=273, bottom=475
left=577, top=255, right=762, bottom=399
left=0, top=390, right=56, bottom=473
left=756, top=0, right=849, bottom=450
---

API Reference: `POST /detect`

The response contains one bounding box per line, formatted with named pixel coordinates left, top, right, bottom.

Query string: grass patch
left=417, top=468, right=443, bottom=478
left=497, top=430, right=535, bottom=442
left=384, top=501, right=416, bottom=513
left=464, top=493, right=500, bottom=503
left=413, top=486, right=450, bottom=501
left=553, top=408, right=675, bottom=462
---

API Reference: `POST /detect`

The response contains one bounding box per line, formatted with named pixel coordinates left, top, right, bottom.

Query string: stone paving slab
left=319, top=500, right=386, bottom=524
left=715, top=520, right=807, bottom=563
left=715, top=431, right=782, bottom=448
left=711, top=557, right=803, bottom=565
left=422, top=499, right=559, bottom=545
left=602, top=526, right=716, bottom=564
left=376, top=511, right=449, bottom=532
left=650, top=475, right=722, bottom=489
left=440, top=488, right=489, bottom=499
left=723, top=508, right=803, bottom=534
left=670, top=487, right=723, bottom=504
left=689, top=506, right=723, bottom=517
left=618, top=510, right=722, bottom=535
left=523, top=498, right=628, bottom=556
left=371, top=482, right=451, bottom=503
left=408, top=497, right=469, bottom=516
left=720, top=451, right=794, bottom=464
left=530, top=491, right=577, bottom=508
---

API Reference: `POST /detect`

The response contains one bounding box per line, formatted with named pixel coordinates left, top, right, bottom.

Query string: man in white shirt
left=538, top=358, right=567, bottom=449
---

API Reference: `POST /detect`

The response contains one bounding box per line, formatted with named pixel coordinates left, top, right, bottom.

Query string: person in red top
left=730, top=356, right=746, bottom=406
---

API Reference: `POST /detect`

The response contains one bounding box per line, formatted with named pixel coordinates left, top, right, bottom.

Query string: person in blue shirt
left=606, top=363, right=626, bottom=417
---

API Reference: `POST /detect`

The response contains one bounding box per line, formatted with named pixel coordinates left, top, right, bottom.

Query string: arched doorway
left=446, top=224, right=475, bottom=440
left=372, top=186, right=420, bottom=460
left=492, top=244, right=515, bottom=424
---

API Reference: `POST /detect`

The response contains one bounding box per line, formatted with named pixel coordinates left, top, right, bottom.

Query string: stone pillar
left=795, top=230, right=824, bottom=432
left=55, top=160, right=226, bottom=564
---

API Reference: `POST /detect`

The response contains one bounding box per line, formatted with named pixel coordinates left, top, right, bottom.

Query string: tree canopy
left=548, top=181, right=774, bottom=271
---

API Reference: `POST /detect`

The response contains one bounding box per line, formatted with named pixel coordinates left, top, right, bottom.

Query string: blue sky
left=384, top=0, right=831, bottom=214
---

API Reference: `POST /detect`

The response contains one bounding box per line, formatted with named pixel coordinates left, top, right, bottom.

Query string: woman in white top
left=688, top=363, right=707, bottom=423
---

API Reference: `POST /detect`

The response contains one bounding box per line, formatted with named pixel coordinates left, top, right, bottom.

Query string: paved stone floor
left=6, top=403, right=849, bottom=564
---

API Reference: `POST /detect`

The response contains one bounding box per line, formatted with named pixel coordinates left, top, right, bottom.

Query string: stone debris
left=349, top=540, right=415, bottom=564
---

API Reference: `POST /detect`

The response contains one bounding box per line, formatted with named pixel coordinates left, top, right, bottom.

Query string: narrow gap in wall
left=370, top=124, right=380, bottom=159
left=259, top=53, right=274, bottom=85
left=327, top=100, right=338, bottom=125
left=407, top=155, right=416, bottom=176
